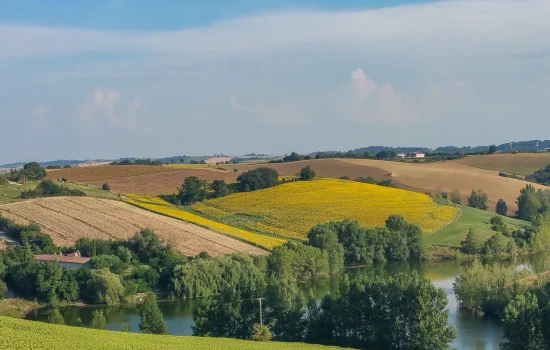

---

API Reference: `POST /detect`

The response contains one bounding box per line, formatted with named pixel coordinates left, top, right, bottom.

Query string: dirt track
left=0, top=197, right=266, bottom=256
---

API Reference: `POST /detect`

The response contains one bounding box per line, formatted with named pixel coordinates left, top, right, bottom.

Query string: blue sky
left=1, top=0, right=549, bottom=163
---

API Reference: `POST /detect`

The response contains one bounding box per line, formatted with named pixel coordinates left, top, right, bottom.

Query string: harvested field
left=458, top=153, right=550, bottom=175
left=47, top=165, right=236, bottom=194
left=338, top=158, right=548, bottom=212
left=47, top=165, right=179, bottom=182
left=0, top=197, right=266, bottom=256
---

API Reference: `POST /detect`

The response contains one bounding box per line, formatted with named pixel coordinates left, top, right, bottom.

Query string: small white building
left=35, top=250, right=91, bottom=269
left=410, top=152, right=426, bottom=158
left=396, top=153, right=407, bottom=159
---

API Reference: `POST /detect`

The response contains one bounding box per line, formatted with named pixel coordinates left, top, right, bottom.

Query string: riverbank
left=0, top=298, right=40, bottom=318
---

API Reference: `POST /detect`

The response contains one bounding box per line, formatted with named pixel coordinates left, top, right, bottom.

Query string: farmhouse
left=35, top=250, right=91, bottom=269
left=409, top=152, right=425, bottom=158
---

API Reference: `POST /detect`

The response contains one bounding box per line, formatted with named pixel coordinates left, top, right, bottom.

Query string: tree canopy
left=236, top=168, right=279, bottom=192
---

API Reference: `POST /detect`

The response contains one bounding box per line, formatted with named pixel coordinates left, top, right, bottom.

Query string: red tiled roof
left=35, top=254, right=91, bottom=264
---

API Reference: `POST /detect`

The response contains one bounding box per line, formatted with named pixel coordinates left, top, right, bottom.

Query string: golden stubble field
left=0, top=197, right=266, bottom=256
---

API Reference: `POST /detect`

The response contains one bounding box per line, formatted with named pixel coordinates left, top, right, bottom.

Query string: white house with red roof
left=35, top=250, right=91, bottom=269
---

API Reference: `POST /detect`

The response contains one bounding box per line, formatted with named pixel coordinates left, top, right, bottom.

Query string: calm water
left=27, top=255, right=550, bottom=349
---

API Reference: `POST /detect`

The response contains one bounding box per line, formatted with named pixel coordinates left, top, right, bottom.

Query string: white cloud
left=76, top=89, right=141, bottom=130
left=0, top=1, right=549, bottom=61
left=28, top=105, right=51, bottom=128
left=350, top=69, right=421, bottom=123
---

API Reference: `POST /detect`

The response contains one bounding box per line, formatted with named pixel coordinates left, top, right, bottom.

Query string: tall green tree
left=517, top=185, right=543, bottom=222
left=178, top=176, right=207, bottom=205
left=85, top=268, right=125, bottom=305
left=139, top=292, right=168, bottom=334
left=236, top=168, right=279, bottom=192
left=496, top=199, right=509, bottom=216
left=210, top=179, right=228, bottom=198
left=460, top=228, right=481, bottom=254
left=501, top=293, right=544, bottom=350
left=298, top=166, right=316, bottom=181
left=468, top=189, right=489, bottom=210
left=488, top=145, right=498, bottom=154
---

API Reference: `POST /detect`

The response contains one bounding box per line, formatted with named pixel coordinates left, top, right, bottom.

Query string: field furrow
left=0, top=197, right=267, bottom=256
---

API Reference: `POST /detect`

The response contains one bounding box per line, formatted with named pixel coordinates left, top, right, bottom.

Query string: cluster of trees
left=453, top=259, right=550, bottom=349
left=517, top=184, right=550, bottom=223
left=46, top=165, right=72, bottom=170
left=110, top=158, right=163, bottom=166
left=269, top=152, right=312, bottom=163
left=175, top=168, right=280, bottom=205
left=192, top=270, right=456, bottom=349
left=7, top=162, right=47, bottom=183
left=20, top=179, right=86, bottom=199
left=527, top=164, right=550, bottom=186
left=0, top=228, right=186, bottom=306
left=354, top=176, right=395, bottom=187
left=0, top=216, right=56, bottom=253
left=307, top=216, right=424, bottom=268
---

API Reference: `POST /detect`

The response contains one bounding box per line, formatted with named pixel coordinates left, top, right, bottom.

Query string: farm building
left=35, top=250, right=91, bottom=269
left=396, top=153, right=407, bottom=159
left=409, top=152, right=425, bottom=158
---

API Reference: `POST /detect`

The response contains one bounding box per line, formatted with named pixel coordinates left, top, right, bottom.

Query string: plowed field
left=47, top=165, right=236, bottom=194
left=0, top=197, right=266, bottom=256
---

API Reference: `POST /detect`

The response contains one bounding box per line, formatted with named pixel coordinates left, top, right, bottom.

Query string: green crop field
left=424, top=205, right=530, bottom=247
left=0, top=317, right=346, bottom=350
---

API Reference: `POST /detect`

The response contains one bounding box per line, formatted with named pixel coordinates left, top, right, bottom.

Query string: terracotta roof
left=35, top=254, right=91, bottom=264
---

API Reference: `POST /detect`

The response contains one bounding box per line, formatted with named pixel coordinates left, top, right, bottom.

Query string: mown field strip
left=0, top=197, right=267, bottom=256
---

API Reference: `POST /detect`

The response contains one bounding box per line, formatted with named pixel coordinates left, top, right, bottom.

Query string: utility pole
left=255, top=297, right=265, bottom=326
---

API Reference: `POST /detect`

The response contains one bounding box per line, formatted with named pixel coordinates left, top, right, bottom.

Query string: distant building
left=396, top=153, right=407, bottom=159
left=409, top=152, right=426, bottom=158
left=35, top=250, right=91, bottom=269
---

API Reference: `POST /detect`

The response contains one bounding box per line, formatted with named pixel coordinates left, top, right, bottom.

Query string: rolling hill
left=190, top=179, right=458, bottom=240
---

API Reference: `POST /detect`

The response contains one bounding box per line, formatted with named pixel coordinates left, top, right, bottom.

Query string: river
left=27, top=255, right=549, bottom=349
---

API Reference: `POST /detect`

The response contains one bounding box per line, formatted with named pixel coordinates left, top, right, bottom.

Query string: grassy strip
left=0, top=299, right=40, bottom=318
left=424, top=204, right=529, bottom=248
left=0, top=316, right=347, bottom=350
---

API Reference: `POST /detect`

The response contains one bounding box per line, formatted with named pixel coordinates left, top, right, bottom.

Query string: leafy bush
left=468, top=189, right=488, bottom=210
left=450, top=189, right=462, bottom=204
left=102, top=183, right=110, bottom=191
left=236, top=168, right=279, bottom=192
left=298, top=166, right=316, bottom=181
left=496, top=199, right=508, bottom=216
left=20, top=180, right=86, bottom=199
left=251, top=324, right=271, bottom=341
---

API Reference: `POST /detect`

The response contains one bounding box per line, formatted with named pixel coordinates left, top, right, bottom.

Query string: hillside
left=190, top=179, right=458, bottom=240
left=0, top=317, right=344, bottom=350
left=458, top=153, right=550, bottom=175
left=0, top=197, right=266, bottom=256
left=424, top=205, right=530, bottom=247
left=236, top=158, right=547, bottom=213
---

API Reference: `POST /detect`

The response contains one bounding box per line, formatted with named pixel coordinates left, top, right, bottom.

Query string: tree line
left=454, top=259, right=550, bottom=349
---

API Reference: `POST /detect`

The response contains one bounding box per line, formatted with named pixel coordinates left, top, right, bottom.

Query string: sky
left=1, top=0, right=549, bottom=163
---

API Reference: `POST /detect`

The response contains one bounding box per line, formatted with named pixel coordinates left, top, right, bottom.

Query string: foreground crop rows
left=0, top=317, right=344, bottom=350
left=0, top=197, right=266, bottom=256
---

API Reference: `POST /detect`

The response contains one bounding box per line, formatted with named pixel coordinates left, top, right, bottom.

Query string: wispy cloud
left=76, top=89, right=141, bottom=130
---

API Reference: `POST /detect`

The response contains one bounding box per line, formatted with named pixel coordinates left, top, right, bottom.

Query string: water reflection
left=28, top=254, right=550, bottom=349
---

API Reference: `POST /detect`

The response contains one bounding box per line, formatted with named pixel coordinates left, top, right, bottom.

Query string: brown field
left=0, top=197, right=266, bottom=256
left=47, top=165, right=180, bottom=182
left=458, top=153, right=550, bottom=175
left=47, top=165, right=236, bottom=194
